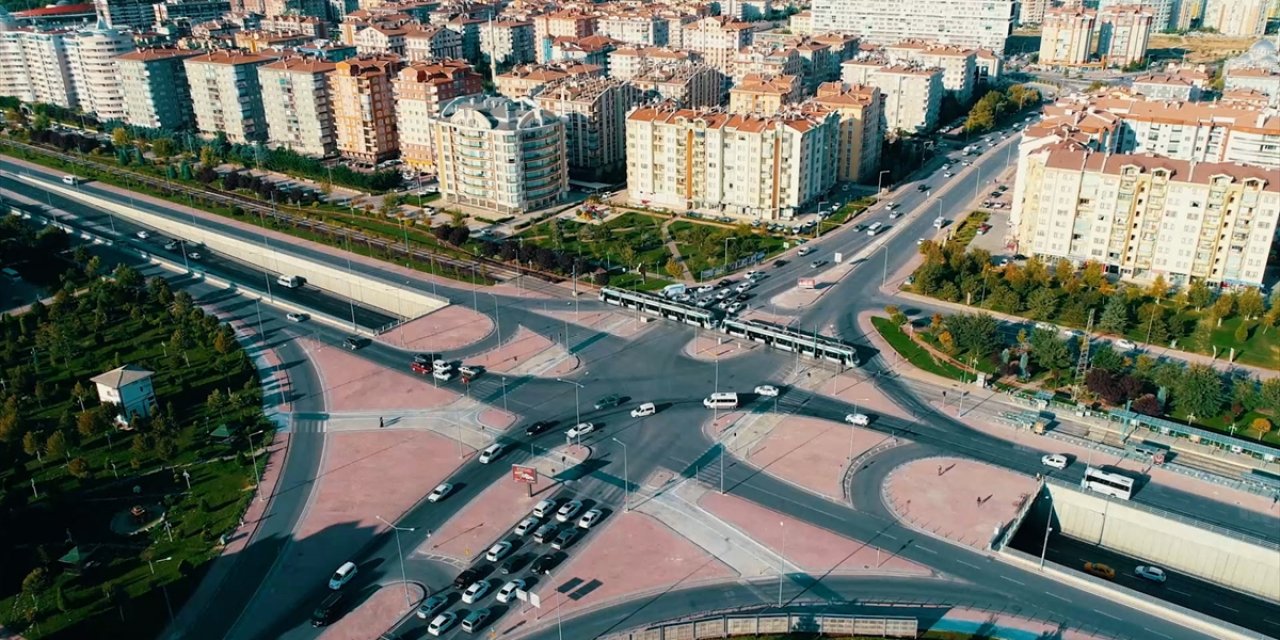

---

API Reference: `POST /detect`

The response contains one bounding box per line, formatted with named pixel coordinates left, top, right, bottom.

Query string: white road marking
left=1167, top=588, right=1190, bottom=596
left=1143, top=629, right=1172, bottom=639
left=1045, top=592, right=1069, bottom=602
left=1000, top=576, right=1025, bottom=586
left=916, top=546, right=937, bottom=555
left=1092, top=609, right=1120, bottom=621
left=956, top=559, right=980, bottom=570
left=1215, top=603, right=1240, bottom=613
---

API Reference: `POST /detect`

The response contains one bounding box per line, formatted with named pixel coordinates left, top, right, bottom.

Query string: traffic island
left=376, top=305, right=495, bottom=351
left=319, top=582, right=424, bottom=640
left=298, top=337, right=458, bottom=411
left=682, top=334, right=762, bottom=361
left=736, top=416, right=901, bottom=502
left=884, top=457, right=1036, bottom=549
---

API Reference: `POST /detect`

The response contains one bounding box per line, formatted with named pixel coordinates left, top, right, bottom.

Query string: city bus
left=1081, top=466, right=1134, bottom=500
left=866, top=222, right=883, bottom=236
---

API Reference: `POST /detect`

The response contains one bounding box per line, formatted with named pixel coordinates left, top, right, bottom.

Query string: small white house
left=90, top=365, right=156, bottom=427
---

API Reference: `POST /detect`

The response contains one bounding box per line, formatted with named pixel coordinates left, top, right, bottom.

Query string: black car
left=524, top=421, right=553, bottom=437
left=413, top=352, right=441, bottom=365
left=530, top=553, right=563, bottom=575
left=917, top=184, right=929, bottom=192
left=452, top=567, right=482, bottom=589
left=342, top=336, right=368, bottom=350
left=550, top=527, right=580, bottom=550
left=501, top=553, right=531, bottom=575
left=311, top=592, right=346, bottom=627
left=593, top=394, right=622, bottom=410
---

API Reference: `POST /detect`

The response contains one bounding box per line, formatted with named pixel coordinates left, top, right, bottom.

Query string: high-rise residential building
left=533, top=11, right=596, bottom=62
left=117, top=48, right=198, bottom=129
left=394, top=59, right=484, bottom=171
left=260, top=56, right=337, bottom=157
left=1019, top=0, right=1050, bottom=24
left=608, top=46, right=698, bottom=80
left=405, top=25, right=462, bottom=61
left=683, top=16, right=752, bottom=73
left=184, top=50, right=272, bottom=143
left=813, top=82, right=884, bottom=184
left=331, top=55, right=401, bottom=164
left=1201, top=0, right=1269, bottom=37
left=1038, top=7, right=1096, bottom=67
left=811, top=0, right=1016, bottom=52
left=1097, top=5, right=1153, bottom=68
left=495, top=60, right=604, bottom=98
left=728, top=73, right=800, bottom=114
left=625, top=104, right=841, bottom=221
left=1097, top=0, right=1171, bottom=30
left=1168, top=0, right=1201, bottom=31
left=1013, top=142, right=1278, bottom=288
left=480, top=20, right=535, bottom=67
left=884, top=41, right=977, bottom=102
left=67, top=22, right=134, bottom=121
left=597, top=12, right=669, bottom=47
left=730, top=46, right=802, bottom=86
left=430, top=95, right=568, bottom=214
left=843, top=61, right=944, bottom=134
left=532, top=76, right=638, bottom=181
left=93, top=0, right=157, bottom=30
left=0, top=23, right=77, bottom=109
left=153, top=0, right=231, bottom=27
left=630, top=61, right=724, bottom=108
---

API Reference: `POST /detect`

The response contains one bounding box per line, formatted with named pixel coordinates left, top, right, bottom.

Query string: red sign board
left=511, top=465, right=538, bottom=484
left=797, top=278, right=816, bottom=290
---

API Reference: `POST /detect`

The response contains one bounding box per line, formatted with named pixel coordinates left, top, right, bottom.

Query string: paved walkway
left=660, top=217, right=695, bottom=283
left=884, top=456, right=1037, bottom=550
left=376, top=305, right=494, bottom=351
left=319, top=582, right=424, bottom=640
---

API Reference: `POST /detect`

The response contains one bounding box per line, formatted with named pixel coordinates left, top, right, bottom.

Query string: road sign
left=834, top=252, right=843, bottom=264
left=511, top=465, right=537, bottom=484
left=797, top=278, right=816, bottom=290
left=528, top=592, right=542, bottom=608
left=515, top=588, right=529, bottom=602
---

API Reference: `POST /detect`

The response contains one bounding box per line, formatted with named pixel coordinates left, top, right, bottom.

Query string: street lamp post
left=1039, top=509, right=1054, bottom=568
left=611, top=437, right=629, bottom=511
left=376, top=515, right=417, bottom=607
left=878, top=170, right=890, bottom=196
left=556, top=378, right=584, bottom=427
left=777, top=520, right=787, bottom=607
left=247, top=429, right=266, bottom=501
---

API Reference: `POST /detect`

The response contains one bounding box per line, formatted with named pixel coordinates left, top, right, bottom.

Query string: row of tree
left=964, top=84, right=1043, bottom=133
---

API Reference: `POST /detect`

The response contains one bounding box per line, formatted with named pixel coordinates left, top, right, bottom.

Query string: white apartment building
left=184, top=50, right=272, bottom=143
left=608, top=46, right=697, bottom=80
left=1225, top=68, right=1280, bottom=102
left=1014, top=142, right=1279, bottom=288
left=683, top=16, right=752, bottom=73
left=1097, top=0, right=1171, bottom=31
left=597, top=13, right=669, bottom=47
left=625, top=104, right=840, bottom=221
left=430, top=95, right=567, bottom=214
left=1097, top=5, right=1154, bottom=68
left=0, top=24, right=77, bottom=109
left=260, top=56, right=337, bottom=157
left=532, top=76, right=638, bottom=180
left=394, top=59, right=483, bottom=171
left=67, top=23, right=134, bottom=121
left=1202, top=0, right=1269, bottom=37
left=480, top=20, right=535, bottom=67
left=405, top=25, right=462, bottom=61
left=843, top=61, right=944, bottom=134
left=1039, top=7, right=1096, bottom=67
left=811, top=0, right=1016, bottom=52
left=884, top=41, right=977, bottom=102
left=630, top=62, right=724, bottom=108
left=1131, top=72, right=1202, bottom=101
left=117, top=48, right=198, bottom=130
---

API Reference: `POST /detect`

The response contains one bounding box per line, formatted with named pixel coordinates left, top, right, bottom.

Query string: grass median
left=871, top=316, right=969, bottom=381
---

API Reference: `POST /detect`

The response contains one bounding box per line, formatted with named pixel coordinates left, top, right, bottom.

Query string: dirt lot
left=1148, top=34, right=1258, bottom=64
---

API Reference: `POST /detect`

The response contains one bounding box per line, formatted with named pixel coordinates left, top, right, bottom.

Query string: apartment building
left=730, top=46, right=802, bottom=86
left=395, top=59, right=484, bottom=170
left=975, top=48, right=1003, bottom=83
left=495, top=60, right=604, bottom=98
left=445, top=17, right=483, bottom=63
left=1019, top=0, right=1050, bottom=24
left=117, top=48, right=198, bottom=129
left=355, top=24, right=407, bottom=56
left=67, top=23, right=134, bottom=121
left=330, top=55, right=400, bottom=164
left=608, top=46, right=697, bottom=80
left=1202, top=0, right=1268, bottom=37
left=683, top=16, right=752, bottom=73
left=405, top=24, right=462, bottom=61
left=1097, top=4, right=1153, bottom=68
left=728, top=73, right=800, bottom=114
left=93, top=0, right=156, bottom=31
left=630, top=61, right=723, bottom=108
left=1013, top=142, right=1278, bottom=288
left=789, top=10, right=813, bottom=34
left=153, top=0, right=230, bottom=27
left=0, top=25, right=77, bottom=109
left=430, top=95, right=568, bottom=214
left=548, top=35, right=616, bottom=71
left=1039, top=7, right=1096, bottom=67
left=843, top=61, right=944, bottom=134
left=260, top=56, right=337, bottom=157
left=597, top=12, right=668, bottom=47
left=884, top=41, right=977, bottom=102
left=1224, top=67, right=1280, bottom=102
left=533, top=11, right=595, bottom=62
left=813, top=82, right=884, bottom=184
left=625, top=104, right=840, bottom=221
left=1131, top=72, right=1202, bottom=101
left=184, top=50, right=272, bottom=143
left=811, top=0, right=1016, bottom=52
left=532, top=76, right=638, bottom=180
left=259, top=14, right=327, bottom=38
left=1097, top=0, right=1171, bottom=31
left=479, top=20, right=535, bottom=68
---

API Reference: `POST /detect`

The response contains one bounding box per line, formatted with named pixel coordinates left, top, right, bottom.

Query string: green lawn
left=667, top=220, right=785, bottom=277
left=871, top=316, right=970, bottom=381
left=946, top=210, right=990, bottom=251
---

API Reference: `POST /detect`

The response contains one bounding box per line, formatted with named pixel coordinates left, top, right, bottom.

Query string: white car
left=427, top=482, right=453, bottom=502
left=754, top=385, right=779, bottom=397
left=135, top=230, right=150, bottom=240
left=513, top=516, right=540, bottom=537
left=286, top=312, right=308, bottom=323
left=556, top=499, right=584, bottom=522
left=744, top=270, right=762, bottom=280
left=478, top=443, right=504, bottom=464
left=427, top=612, right=457, bottom=636
left=844, top=413, right=870, bottom=426
left=577, top=508, right=603, bottom=529
left=1114, top=339, right=1137, bottom=352
left=1135, top=565, right=1167, bottom=583
left=943, top=172, right=953, bottom=178
left=888, top=211, right=901, bottom=219
left=566, top=422, right=595, bottom=438
left=630, top=403, right=656, bottom=418
left=1041, top=454, right=1069, bottom=470
left=328, top=561, right=358, bottom=590
left=496, top=579, right=526, bottom=604
left=461, top=580, right=490, bottom=604
left=485, top=541, right=513, bottom=562
left=885, top=202, right=898, bottom=209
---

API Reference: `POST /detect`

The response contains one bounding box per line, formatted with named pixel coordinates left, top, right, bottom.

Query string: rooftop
left=90, top=364, right=154, bottom=388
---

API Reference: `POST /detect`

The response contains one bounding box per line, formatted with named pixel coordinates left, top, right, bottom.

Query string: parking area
left=669, top=270, right=769, bottom=317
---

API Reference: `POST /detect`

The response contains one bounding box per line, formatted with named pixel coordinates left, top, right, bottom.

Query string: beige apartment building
left=480, top=20, right=536, bottom=67
left=117, top=48, right=199, bottom=130
left=1014, top=142, right=1279, bottom=288
left=532, top=76, right=639, bottom=180
left=355, top=24, right=407, bottom=56
left=1202, top=0, right=1269, bottom=37
left=534, top=11, right=596, bottom=62
left=730, top=46, right=802, bottom=86
left=394, top=59, right=484, bottom=171
left=630, top=61, right=723, bottom=108
left=0, top=25, right=76, bottom=109
left=260, top=56, right=337, bottom=157
left=430, top=95, right=568, bottom=214
left=495, top=60, right=604, bottom=98
left=814, top=82, right=884, bottom=184
left=625, top=104, right=840, bottom=221
left=728, top=73, right=800, bottom=114
left=68, top=24, right=135, bottom=121
left=843, top=61, right=944, bottom=135
left=184, top=50, right=274, bottom=143
left=1039, top=8, right=1096, bottom=67
left=608, top=46, right=698, bottom=80
left=683, top=16, right=752, bottom=73
left=405, top=25, right=462, bottom=61
left=884, top=41, right=977, bottom=102
left=331, top=55, right=401, bottom=164
left=597, top=12, right=669, bottom=47
left=1097, top=4, right=1153, bottom=68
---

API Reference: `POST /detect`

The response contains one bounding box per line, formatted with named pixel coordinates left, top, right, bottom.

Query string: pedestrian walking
left=379, top=416, right=384, bottom=429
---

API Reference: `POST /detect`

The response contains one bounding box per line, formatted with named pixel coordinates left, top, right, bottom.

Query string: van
left=328, top=561, right=358, bottom=590
left=311, top=592, right=346, bottom=627
left=703, top=392, right=739, bottom=409
left=630, top=402, right=656, bottom=418
left=866, top=222, right=883, bottom=236
left=61, top=175, right=79, bottom=185
left=277, top=275, right=303, bottom=288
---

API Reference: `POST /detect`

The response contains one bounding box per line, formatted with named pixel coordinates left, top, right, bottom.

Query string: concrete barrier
left=16, top=174, right=448, bottom=320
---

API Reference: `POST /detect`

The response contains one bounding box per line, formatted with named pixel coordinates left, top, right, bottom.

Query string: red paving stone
left=537, top=307, right=650, bottom=338
left=527, top=512, right=736, bottom=622
left=746, top=416, right=897, bottom=499
left=478, top=408, right=516, bottom=431
left=319, top=583, right=424, bottom=640
left=699, top=492, right=931, bottom=576
left=378, top=305, right=494, bottom=351
left=815, top=373, right=913, bottom=421
left=299, top=338, right=457, bottom=412
left=421, top=474, right=551, bottom=562
left=682, top=334, right=762, bottom=361
left=885, top=457, right=1036, bottom=549
left=467, top=327, right=556, bottom=373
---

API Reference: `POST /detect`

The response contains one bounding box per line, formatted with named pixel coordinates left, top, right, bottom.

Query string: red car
left=410, top=362, right=431, bottom=375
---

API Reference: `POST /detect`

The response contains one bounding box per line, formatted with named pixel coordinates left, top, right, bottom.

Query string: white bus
left=866, top=222, right=883, bottom=236
left=703, top=392, right=739, bottom=409
left=1081, top=466, right=1134, bottom=500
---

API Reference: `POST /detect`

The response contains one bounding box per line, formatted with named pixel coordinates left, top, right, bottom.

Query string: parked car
left=754, top=385, right=779, bottom=397
left=530, top=553, right=563, bottom=574
left=427, top=611, right=457, bottom=636
left=513, top=516, right=540, bottom=537
left=485, top=541, right=513, bottom=562
left=577, top=508, right=604, bottom=529
left=1084, top=562, right=1116, bottom=580
left=500, top=553, right=531, bottom=574
left=415, top=594, right=449, bottom=620
left=427, top=483, right=453, bottom=502
left=461, top=580, right=491, bottom=604
left=532, top=499, right=556, bottom=519
left=1135, top=565, right=1167, bottom=583
left=844, top=413, right=871, bottom=426
left=550, top=527, right=579, bottom=550
left=452, top=567, right=481, bottom=589
left=532, top=522, right=558, bottom=544
left=496, top=579, right=526, bottom=604
left=556, top=499, right=584, bottom=522
left=1041, top=454, right=1068, bottom=470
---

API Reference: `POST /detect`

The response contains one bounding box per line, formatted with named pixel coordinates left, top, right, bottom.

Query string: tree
left=1252, top=417, right=1274, bottom=440
left=1029, top=329, right=1072, bottom=373
left=1175, top=364, right=1223, bottom=421
left=67, top=457, right=90, bottom=479
left=212, top=326, right=235, bottom=355
left=111, top=126, right=131, bottom=148
left=22, top=431, right=40, bottom=459
left=1098, top=295, right=1129, bottom=335
left=45, top=431, right=67, bottom=459
left=1146, top=274, right=1169, bottom=300
left=1187, top=280, right=1213, bottom=310
left=1090, top=343, right=1125, bottom=372
left=663, top=257, right=683, bottom=280
left=1025, top=288, right=1059, bottom=320
left=1259, top=378, right=1280, bottom=416
left=1237, top=288, right=1265, bottom=320
left=885, top=305, right=908, bottom=326
left=77, top=410, right=100, bottom=438
left=1210, top=293, right=1236, bottom=325
left=1234, top=321, right=1250, bottom=344
left=22, top=568, right=48, bottom=594
left=942, top=313, right=1000, bottom=358
left=151, top=137, right=174, bottom=160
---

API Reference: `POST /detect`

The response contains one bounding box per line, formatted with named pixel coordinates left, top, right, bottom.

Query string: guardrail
left=599, top=613, right=918, bottom=640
